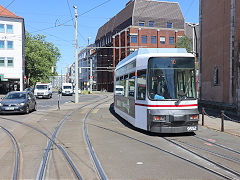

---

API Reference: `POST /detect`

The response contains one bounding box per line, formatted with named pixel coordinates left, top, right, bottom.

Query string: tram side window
left=129, top=73, right=135, bottom=97
left=137, top=70, right=146, bottom=100
left=119, top=76, right=125, bottom=96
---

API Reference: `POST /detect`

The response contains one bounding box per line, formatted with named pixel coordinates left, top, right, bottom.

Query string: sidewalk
left=199, top=114, right=240, bottom=137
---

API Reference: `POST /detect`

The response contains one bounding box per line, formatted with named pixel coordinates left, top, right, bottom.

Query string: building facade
left=200, top=0, right=240, bottom=112
left=95, top=0, right=185, bottom=92
left=50, top=74, right=67, bottom=89
left=78, top=45, right=97, bottom=91
left=0, top=5, right=25, bottom=93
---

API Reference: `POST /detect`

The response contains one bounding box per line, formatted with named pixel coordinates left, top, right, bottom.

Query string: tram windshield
left=148, top=57, right=196, bottom=100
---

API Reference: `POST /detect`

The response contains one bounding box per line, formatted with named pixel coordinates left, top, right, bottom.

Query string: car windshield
left=148, top=57, right=196, bottom=100
left=116, top=88, right=123, bottom=91
left=4, top=93, right=26, bottom=99
left=63, top=86, right=72, bottom=89
left=36, top=85, right=48, bottom=90
left=25, top=88, right=33, bottom=91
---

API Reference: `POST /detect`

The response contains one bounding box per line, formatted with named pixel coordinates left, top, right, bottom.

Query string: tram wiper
left=175, top=90, right=187, bottom=106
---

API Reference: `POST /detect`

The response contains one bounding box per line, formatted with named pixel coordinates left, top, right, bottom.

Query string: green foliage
left=176, top=36, right=192, bottom=53
left=25, top=32, right=60, bottom=86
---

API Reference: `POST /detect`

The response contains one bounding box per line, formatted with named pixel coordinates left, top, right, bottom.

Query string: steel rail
left=0, top=126, right=19, bottom=180
left=58, top=145, right=82, bottom=180
left=38, top=94, right=109, bottom=180
left=194, top=136, right=240, bottom=155
left=163, top=137, right=240, bottom=179
left=171, top=139, right=240, bottom=164
left=83, top=98, right=111, bottom=180
left=88, top=123, right=233, bottom=180
left=0, top=94, right=107, bottom=180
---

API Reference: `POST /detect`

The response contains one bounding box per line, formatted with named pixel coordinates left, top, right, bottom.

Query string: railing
left=201, top=107, right=239, bottom=132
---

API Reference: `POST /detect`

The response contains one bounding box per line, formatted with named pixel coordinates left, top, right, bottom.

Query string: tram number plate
left=187, top=126, right=197, bottom=131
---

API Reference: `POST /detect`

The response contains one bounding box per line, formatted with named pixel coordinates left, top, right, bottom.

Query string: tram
left=114, top=48, right=199, bottom=133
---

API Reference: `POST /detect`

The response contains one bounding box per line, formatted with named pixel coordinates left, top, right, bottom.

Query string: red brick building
left=200, top=0, right=240, bottom=113
left=95, top=0, right=185, bottom=92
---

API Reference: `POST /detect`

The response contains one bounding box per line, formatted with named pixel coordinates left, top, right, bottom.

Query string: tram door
left=135, top=69, right=147, bottom=130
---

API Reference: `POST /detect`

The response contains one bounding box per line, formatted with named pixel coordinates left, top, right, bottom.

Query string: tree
left=175, top=35, right=192, bottom=53
left=25, top=32, right=61, bottom=86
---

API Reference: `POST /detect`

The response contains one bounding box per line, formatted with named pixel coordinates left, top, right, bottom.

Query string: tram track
left=167, top=138, right=240, bottom=164
left=89, top=122, right=237, bottom=179
left=82, top=96, right=113, bottom=180
left=85, top=104, right=240, bottom=180
left=0, top=93, right=108, bottom=179
left=36, top=93, right=109, bottom=179
left=0, top=126, right=19, bottom=180
left=162, top=137, right=240, bottom=179
left=193, top=135, right=240, bottom=155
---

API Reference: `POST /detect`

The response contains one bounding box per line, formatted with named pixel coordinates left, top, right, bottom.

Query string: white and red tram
left=114, top=48, right=199, bottom=133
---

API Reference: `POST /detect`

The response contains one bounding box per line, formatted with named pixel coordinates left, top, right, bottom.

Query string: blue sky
left=1, top=0, right=199, bottom=74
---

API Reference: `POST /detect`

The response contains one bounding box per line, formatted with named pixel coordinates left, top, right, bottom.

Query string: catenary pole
left=74, top=6, right=79, bottom=103
left=88, top=37, right=93, bottom=94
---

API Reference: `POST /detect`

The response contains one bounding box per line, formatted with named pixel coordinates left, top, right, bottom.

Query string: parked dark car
left=0, top=91, right=36, bottom=114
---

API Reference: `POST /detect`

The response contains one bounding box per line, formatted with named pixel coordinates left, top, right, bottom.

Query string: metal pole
left=88, top=37, right=93, bottom=94
left=192, top=25, right=195, bottom=56
left=221, top=110, right=224, bottom=132
left=74, top=6, right=79, bottom=103
left=202, top=107, right=205, bottom=126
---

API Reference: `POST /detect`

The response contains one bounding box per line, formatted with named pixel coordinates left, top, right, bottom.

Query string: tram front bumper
left=148, top=109, right=199, bottom=133
left=150, top=124, right=198, bottom=133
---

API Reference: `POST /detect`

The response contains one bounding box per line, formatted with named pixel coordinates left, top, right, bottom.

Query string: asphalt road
left=0, top=92, right=239, bottom=179
left=36, top=93, right=99, bottom=111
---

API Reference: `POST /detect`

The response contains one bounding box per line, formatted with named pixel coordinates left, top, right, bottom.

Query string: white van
left=34, top=83, right=53, bottom=99
left=115, top=85, right=124, bottom=95
left=62, top=83, right=73, bottom=96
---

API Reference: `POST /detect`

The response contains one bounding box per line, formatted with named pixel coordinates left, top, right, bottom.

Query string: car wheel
left=25, top=105, right=30, bottom=114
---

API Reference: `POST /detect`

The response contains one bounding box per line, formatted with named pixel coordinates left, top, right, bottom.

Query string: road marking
left=92, top=109, right=99, bottom=114
left=204, top=142, right=213, bottom=146
left=136, top=162, right=143, bottom=165
left=81, top=108, right=90, bottom=114
left=207, top=138, right=216, bottom=143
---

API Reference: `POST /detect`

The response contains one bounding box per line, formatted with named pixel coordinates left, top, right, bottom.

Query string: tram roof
left=116, top=48, right=188, bottom=68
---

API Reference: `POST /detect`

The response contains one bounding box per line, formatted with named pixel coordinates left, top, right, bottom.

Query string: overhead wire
left=0, top=0, right=16, bottom=14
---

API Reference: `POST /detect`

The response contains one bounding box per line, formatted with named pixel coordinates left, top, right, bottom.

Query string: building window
left=139, top=22, right=145, bottom=26
left=141, top=35, right=147, bottom=44
left=130, top=35, right=138, bottom=43
left=7, top=41, right=13, bottom=49
left=151, top=36, right=156, bottom=44
left=0, top=57, right=4, bottom=67
left=167, top=22, right=173, bottom=28
left=7, top=25, right=13, bottom=33
left=149, top=21, right=154, bottom=27
left=7, top=57, right=13, bottom=67
left=213, top=67, right=219, bottom=85
left=0, top=41, right=4, bottom=49
left=160, top=37, right=165, bottom=44
left=169, top=37, right=174, bottom=44
left=0, top=24, right=4, bottom=33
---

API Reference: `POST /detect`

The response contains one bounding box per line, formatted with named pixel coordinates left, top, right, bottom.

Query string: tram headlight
left=153, top=115, right=166, bottom=122
left=190, top=115, right=199, bottom=120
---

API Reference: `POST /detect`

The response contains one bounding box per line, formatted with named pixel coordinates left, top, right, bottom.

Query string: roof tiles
left=0, top=5, right=22, bottom=19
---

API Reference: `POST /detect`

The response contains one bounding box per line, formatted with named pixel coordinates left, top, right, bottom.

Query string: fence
left=201, top=107, right=239, bottom=132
